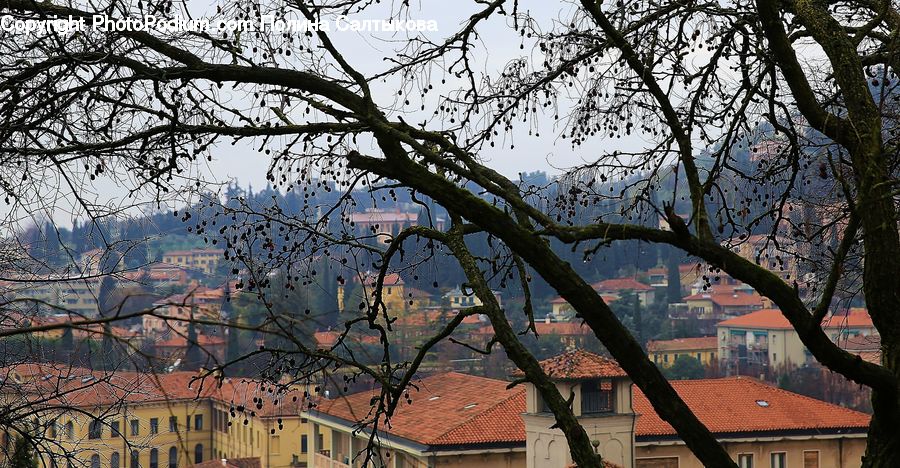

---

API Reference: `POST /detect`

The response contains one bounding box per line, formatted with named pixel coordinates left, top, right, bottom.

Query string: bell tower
left=522, top=350, right=636, bottom=468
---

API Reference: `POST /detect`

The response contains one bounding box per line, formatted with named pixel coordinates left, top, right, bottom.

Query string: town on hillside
left=0, top=200, right=879, bottom=468
left=0, top=1, right=896, bottom=467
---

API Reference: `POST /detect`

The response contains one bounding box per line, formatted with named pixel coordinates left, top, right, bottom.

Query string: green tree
left=9, top=435, right=39, bottom=468
left=663, top=356, right=706, bottom=380
left=665, top=248, right=683, bottom=305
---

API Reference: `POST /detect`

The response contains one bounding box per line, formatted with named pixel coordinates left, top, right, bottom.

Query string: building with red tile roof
left=717, top=308, right=877, bottom=376
left=633, top=377, right=869, bottom=438
left=646, top=336, right=718, bottom=368
left=162, top=249, right=223, bottom=275
left=305, top=354, right=869, bottom=468
left=304, top=372, right=525, bottom=467
left=682, top=284, right=765, bottom=320
left=531, top=349, right=628, bottom=380
left=592, top=277, right=656, bottom=307
left=1, top=365, right=319, bottom=468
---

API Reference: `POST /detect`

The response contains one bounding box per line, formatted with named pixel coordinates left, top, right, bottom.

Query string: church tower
left=523, top=350, right=636, bottom=468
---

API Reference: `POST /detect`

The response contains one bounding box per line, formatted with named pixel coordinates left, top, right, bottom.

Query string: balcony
left=313, top=452, right=350, bottom=468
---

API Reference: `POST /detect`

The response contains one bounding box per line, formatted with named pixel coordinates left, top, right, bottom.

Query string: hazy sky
left=201, top=0, right=648, bottom=188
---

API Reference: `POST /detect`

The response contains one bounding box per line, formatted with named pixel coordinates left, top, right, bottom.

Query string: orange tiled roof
left=9, top=368, right=305, bottom=414
left=718, top=308, right=874, bottom=330
left=633, top=377, right=870, bottom=437
left=646, top=337, right=718, bottom=353
left=535, top=321, right=593, bottom=336
left=311, top=370, right=869, bottom=449
left=358, top=272, right=404, bottom=287
left=683, top=286, right=763, bottom=307
left=533, top=350, right=627, bottom=379
left=156, top=334, right=225, bottom=348
left=592, top=278, right=653, bottom=292
left=309, top=372, right=525, bottom=448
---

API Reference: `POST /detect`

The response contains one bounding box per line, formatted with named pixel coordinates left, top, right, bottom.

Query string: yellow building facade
left=0, top=366, right=328, bottom=468
left=646, top=337, right=718, bottom=368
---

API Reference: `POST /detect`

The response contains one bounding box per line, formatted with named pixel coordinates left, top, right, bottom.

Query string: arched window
left=194, top=444, right=203, bottom=464
left=90, top=454, right=100, bottom=468
left=149, top=448, right=158, bottom=468
left=130, top=450, right=139, bottom=468
left=168, top=447, right=177, bottom=468
left=111, top=452, right=120, bottom=468
left=65, top=421, right=74, bottom=440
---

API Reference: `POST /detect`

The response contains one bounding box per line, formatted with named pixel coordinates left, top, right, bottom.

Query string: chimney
left=545, top=315, right=551, bottom=324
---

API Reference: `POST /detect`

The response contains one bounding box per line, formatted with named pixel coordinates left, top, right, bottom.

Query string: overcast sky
left=201, top=0, right=648, bottom=188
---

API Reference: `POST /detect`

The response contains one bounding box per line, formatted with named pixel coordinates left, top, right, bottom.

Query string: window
left=663, top=354, right=669, bottom=363
left=581, top=379, right=614, bottom=414
left=168, top=447, right=177, bottom=468
left=168, top=416, right=177, bottom=432
left=738, top=453, right=753, bottom=468
left=111, top=421, right=121, bottom=437
left=111, top=453, right=120, bottom=468
left=149, top=418, right=158, bottom=434
left=194, top=444, right=203, bottom=464
left=48, top=422, right=57, bottom=439
left=149, top=448, right=158, bottom=468
left=88, top=419, right=102, bottom=439
left=301, top=434, right=308, bottom=453
left=271, top=435, right=281, bottom=454
left=194, top=414, right=203, bottom=431
left=130, top=451, right=139, bottom=468
left=131, top=419, right=140, bottom=436
left=66, top=421, right=74, bottom=440
left=771, top=452, right=786, bottom=468
left=803, top=451, right=819, bottom=468
left=90, top=454, right=100, bottom=468
left=186, top=415, right=191, bottom=432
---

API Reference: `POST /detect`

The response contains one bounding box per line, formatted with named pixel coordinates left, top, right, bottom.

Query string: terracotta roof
left=646, top=337, right=718, bottom=353
left=156, top=334, right=225, bottom=348
left=10, top=369, right=305, bottom=414
left=535, top=321, right=593, bottom=336
left=309, top=370, right=870, bottom=449
left=358, top=272, right=404, bottom=287
left=823, top=308, right=875, bottom=328
left=314, top=330, right=381, bottom=348
left=633, top=377, right=870, bottom=438
left=309, top=372, right=525, bottom=448
left=718, top=308, right=874, bottom=330
left=683, top=285, right=763, bottom=307
left=532, top=350, right=627, bottom=379
left=592, top=278, right=653, bottom=292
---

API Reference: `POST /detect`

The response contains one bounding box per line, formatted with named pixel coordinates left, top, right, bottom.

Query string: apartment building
left=161, top=250, right=223, bottom=276
left=717, top=308, right=877, bottom=375
left=647, top=336, right=718, bottom=368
